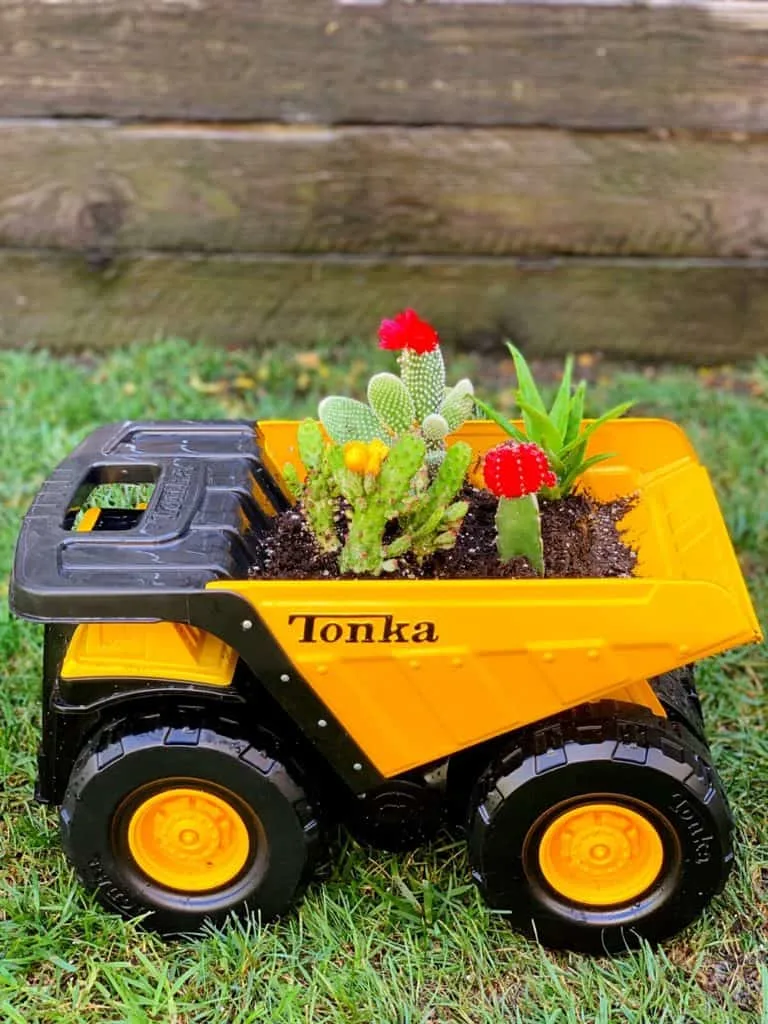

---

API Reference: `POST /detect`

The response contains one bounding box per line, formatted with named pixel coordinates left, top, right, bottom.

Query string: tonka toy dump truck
left=9, top=418, right=761, bottom=954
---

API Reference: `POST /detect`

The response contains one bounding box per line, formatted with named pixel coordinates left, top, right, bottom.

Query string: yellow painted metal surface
left=204, top=418, right=761, bottom=778
left=61, top=621, right=238, bottom=687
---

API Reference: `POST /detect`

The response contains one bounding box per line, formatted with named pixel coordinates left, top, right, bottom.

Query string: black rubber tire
left=651, top=667, right=706, bottom=742
left=60, top=718, right=321, bottom=935
left=468, top=701, right=734, bottom=955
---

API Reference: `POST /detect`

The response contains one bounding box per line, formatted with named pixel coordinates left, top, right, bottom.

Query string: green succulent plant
left=475, top=343, right=633, bottom=498
left=285, top=420, right=472, bottom=576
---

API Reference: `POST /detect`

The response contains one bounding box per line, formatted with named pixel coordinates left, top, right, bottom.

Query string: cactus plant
left=483, top=441, right=557, bottom=575
left=285, top=423, right=472, bottom=575
left=283, top=419, right=341, bottom=554
left=333, top=434, right=426, bottom=575
left=388, top=441, right=473, bottom=561
left=318, top=310, right=475, bottom=468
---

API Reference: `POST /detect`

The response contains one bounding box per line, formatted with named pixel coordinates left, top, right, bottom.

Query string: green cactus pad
left=318, top=396, right=386, bottom=444
left=296, top=418, right=325, bottom=470
left=408, top=441, right=471, bottom=531
left=439, top=379, right=475, bottom=431
left=294, top=434, right=342, bottom=555
left=400, top=347, right=446, bottom=422
left=367, top=373, right=416, bottom=437
left=282, top=462, right=302, bottom=501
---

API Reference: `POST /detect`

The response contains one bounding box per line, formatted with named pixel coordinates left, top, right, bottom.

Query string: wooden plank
left=0, top=1, right=767, bottom=130
left=0, top=251, right=765, bottom=360
left=2, top=122, right=768, bottom=258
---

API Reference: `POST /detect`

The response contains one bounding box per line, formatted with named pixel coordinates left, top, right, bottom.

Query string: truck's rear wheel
left=61, top=719, right=321, bottom=934
left=650, top=667, right=706, bottom=741
left=468, top=702, right=734, bottom=954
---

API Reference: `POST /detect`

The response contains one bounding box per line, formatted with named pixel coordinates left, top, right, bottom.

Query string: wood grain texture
left=2, top=122, right=768, bottom=258
left=1, top=251, right=765, bottom=360
left=0, top=1, right=767, bottom=129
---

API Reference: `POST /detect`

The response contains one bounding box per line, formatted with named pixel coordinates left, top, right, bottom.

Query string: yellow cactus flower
left=365, top=439, right=389, bottom=476
left=343, top=441, right=369, bottom=474
left=343, top=439, right=389, bottom=476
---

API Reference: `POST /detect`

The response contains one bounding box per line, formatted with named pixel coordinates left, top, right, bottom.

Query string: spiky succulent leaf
left=474, top=397, right=527, bottom=442
left=515, top=398, right=565, bottom=473
left=558, top=453, right=614, bottom=496
left=318, top=396, right=386, bottom=444
left=559, top=406, right=631, bottom=460
left=548, top=355, right=574, bottom=439
left=564, top=381, right=587, bottom=446
left=557, top=399, right=634, bottom=479
left=506, top=343, right=547, bottom=424
left=400, top=347, right=446, bottom=421
left=367, top=372, right=415, bottom=436
left=439, top=378, right=475, bottom=431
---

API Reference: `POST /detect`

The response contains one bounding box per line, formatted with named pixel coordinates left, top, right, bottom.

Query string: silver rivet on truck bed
left=280, top=673, right=290, bottom=682
left=241, top=619, right=253, bottom=631
left=353, top=762, right=363, bottom=772
left=318, top=719, right=328, bottom=728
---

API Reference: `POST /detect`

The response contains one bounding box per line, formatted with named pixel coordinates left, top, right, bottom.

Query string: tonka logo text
left=289, top=614, right=439, bottom=644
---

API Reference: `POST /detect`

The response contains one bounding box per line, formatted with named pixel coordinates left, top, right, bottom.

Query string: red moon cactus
left=483, top=441, right=556, bottom=575
left=483, top=441, right=557, bottom=499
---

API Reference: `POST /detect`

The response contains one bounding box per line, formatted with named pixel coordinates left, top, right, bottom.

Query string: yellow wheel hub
left=127, top=787, right=250, bottom=892
left=538, top=802, right=664, bottom=906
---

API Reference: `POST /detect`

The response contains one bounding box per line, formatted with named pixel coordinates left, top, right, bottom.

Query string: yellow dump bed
left=210, top=419, right=762, bottom=778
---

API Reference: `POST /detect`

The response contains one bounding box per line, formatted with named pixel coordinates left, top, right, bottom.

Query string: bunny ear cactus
left=389, top=441, right=473, bottom=561
left=317, top=396, right=387, bottom=445
left=283, top=419, right=341, bottom=554
left=330, top=435, right=472, bottom=575
left=366, top=373, right=416, bottom=436
left=318, top=310, right=475, bottom=468
left=475, top=343, right=633, bottom=497
left=380, top=310, right=446, bottom=422
left=484, top=441, right=557, bottom=575
left=333, top=434, right=425, bottom=576
left=440, top=378, right=476, bottom=431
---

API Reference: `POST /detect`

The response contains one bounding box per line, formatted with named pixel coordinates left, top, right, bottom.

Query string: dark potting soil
left=250, top=489, right=637, bottom=581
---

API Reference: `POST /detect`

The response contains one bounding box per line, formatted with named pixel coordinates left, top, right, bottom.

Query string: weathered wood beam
left=1, top=122, right=767, bottom=258
left=0, top=251, right=765, bottom=360
left=0, top=1, right=766, bottom=130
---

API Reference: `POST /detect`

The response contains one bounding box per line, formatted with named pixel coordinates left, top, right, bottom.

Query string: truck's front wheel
left=61, top=719, right=321, bottom=934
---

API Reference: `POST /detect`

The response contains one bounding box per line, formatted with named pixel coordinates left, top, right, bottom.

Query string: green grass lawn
left=1, top=340, right=766, bottom=1024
